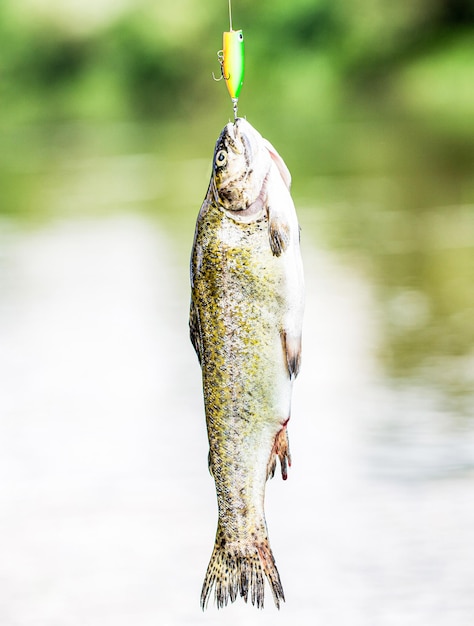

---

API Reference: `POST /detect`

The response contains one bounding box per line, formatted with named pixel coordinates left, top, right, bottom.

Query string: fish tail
left=200, top=527, right=285, bottom=610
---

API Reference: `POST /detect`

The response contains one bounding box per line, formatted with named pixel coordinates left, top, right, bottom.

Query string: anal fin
left=267, top=423, right=291, bottom=481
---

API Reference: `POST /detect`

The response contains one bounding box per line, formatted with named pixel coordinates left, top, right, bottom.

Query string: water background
left=0, top=111, right=473, bottom=625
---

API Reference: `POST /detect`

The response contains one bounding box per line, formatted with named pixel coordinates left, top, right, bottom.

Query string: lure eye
left=238, top=32, right=243, bottom=41
left=215, top=150, right=227, bottom=167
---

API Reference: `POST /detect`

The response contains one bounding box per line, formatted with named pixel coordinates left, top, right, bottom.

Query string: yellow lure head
left=222, top=30, right=244, bottom=101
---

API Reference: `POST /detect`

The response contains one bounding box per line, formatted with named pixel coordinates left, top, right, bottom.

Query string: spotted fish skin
left=190, top=118, right=304, bottom=610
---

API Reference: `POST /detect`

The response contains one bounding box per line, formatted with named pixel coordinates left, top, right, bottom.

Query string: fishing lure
left=213, top=0, right=245, bottom=119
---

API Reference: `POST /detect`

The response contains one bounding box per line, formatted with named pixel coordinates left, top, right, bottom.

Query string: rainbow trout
left=189, top=118, right=304, bottom=609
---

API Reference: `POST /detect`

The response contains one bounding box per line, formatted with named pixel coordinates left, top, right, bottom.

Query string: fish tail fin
left=200, top=527, right=285, bottom=610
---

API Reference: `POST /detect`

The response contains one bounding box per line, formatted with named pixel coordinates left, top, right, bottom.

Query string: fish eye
left=215, top=150, right=227, bottom=166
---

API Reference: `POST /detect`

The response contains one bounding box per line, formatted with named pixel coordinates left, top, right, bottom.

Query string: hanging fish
left=190, top=118, right=304, bottom=609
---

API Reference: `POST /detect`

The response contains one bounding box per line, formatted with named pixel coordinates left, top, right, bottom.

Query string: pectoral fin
left=268, top=215, right=290, bottom=257
left=265, top=156, right=294, bottom=256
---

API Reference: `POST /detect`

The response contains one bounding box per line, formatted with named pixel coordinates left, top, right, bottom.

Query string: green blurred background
left=1, top=0, right=473, bottom=405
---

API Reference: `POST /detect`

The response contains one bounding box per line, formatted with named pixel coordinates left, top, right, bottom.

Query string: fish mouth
left=222, top=118, right=252, bottom=160
left=234, top=118, right=253, bottom=163
left=222, top=122, right=241, bottom=155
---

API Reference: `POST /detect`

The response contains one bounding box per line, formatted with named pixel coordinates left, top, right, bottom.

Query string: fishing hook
left=212, top=50, right=229, bottom=82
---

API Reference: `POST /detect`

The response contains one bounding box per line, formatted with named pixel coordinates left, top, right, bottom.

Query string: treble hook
left=212, top=50, right=229, bottom=82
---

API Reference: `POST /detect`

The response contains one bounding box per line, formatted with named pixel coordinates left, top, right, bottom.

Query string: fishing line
left=228, top=0, right=233, bottom=31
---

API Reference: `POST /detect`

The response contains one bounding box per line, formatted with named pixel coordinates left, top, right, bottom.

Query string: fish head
left=211, top=118, right=271, bottom=213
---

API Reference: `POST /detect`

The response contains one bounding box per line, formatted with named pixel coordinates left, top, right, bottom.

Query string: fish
left=189, top=117, right=304, bottom=610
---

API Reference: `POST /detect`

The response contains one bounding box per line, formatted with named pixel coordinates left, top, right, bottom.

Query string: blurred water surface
left=0, top=116, right=473, bottom=625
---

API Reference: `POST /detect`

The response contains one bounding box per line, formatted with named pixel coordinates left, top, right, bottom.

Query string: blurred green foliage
left=0, top=0, right=473, bottom=124
left=0, top=0, right=473, bottom=401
